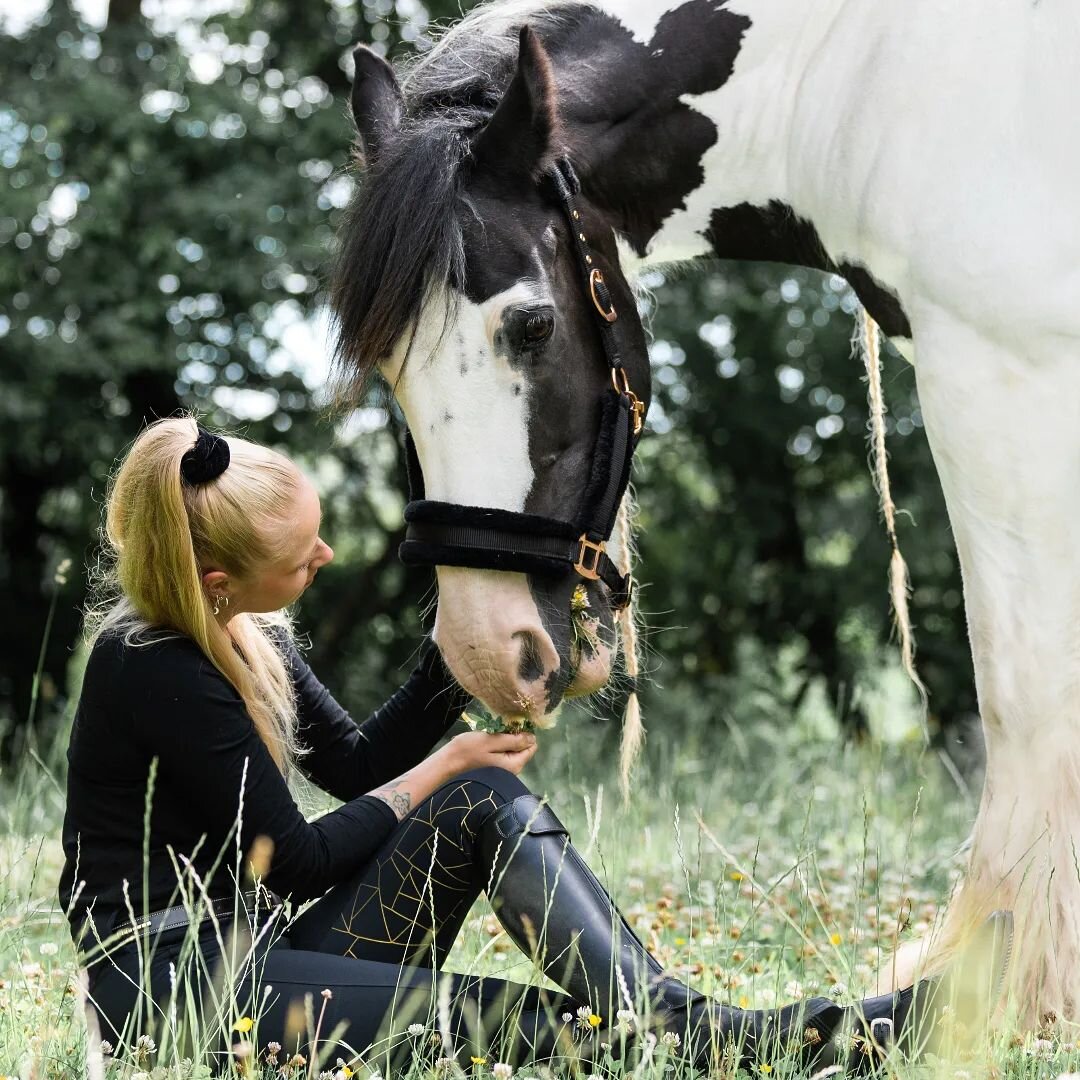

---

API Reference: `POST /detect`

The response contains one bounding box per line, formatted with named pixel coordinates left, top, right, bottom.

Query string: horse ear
left=470, top=26, right=560, bottom=180
left=350, top=45, right=403, bottom=167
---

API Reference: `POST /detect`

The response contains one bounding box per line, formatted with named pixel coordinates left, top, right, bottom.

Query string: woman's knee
left=450, top=766, right=533, bottom=805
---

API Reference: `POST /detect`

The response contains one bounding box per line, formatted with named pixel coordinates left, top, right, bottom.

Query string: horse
left=329, top=0, right=1080, bottom=1024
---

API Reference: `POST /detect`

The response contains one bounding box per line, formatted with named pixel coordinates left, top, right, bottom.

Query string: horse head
left=333, top=28, right=650, bottom=730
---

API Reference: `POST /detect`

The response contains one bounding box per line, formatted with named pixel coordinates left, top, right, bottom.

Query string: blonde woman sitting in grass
left=61, top=415, right=956, bottom=1073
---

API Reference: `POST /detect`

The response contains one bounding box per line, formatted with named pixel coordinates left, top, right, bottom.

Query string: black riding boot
left=479, top=796, right=1010, bottom=1072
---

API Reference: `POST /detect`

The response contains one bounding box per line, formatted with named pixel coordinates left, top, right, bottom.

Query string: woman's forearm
left=365, top=750, right=457, bottom=822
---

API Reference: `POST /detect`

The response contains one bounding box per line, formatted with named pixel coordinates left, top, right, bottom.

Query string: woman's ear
left=201, top=569, right=229, bottom=597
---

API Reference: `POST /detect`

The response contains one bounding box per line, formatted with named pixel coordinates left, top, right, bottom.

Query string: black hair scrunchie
left=180, top=425, right=230, bottom=486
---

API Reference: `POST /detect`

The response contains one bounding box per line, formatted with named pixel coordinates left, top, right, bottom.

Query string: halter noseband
left=398, top=157, right=644, bottom=610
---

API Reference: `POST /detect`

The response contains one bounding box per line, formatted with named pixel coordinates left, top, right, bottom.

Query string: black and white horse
left=331, top=0, right=1080, bottom=1022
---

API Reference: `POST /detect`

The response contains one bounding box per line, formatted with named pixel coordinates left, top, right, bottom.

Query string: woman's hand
left=366, top=732, right=537, bottom=822
left=439, top=731, right=538, bottom=777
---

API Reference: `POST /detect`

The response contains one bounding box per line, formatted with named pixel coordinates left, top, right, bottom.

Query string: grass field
left=0, top=657, right=1067, bottom=1079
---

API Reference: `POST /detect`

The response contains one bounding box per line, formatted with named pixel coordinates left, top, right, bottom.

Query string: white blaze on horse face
left=387, top=281, right=543, bottom=509
left=385, top=280, right=563, bottom=718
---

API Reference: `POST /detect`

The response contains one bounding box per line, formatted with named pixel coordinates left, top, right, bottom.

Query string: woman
left=59, top=416, right=941, bottom=1073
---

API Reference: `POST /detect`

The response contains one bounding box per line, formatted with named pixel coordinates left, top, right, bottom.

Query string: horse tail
left=615, top=491, right=645, bottom=799
left=860, top=308, right=929, bottom=728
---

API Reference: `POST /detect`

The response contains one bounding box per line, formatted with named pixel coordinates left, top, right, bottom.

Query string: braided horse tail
left=614, top=491, right=644, bottom=800
left=860, top=309, right=928, bottom=726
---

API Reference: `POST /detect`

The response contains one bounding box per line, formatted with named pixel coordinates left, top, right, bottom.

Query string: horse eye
left=523, top=311, right=554, bottom=345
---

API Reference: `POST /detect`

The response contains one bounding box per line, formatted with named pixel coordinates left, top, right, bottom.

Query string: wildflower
left=322, top=987, right=334, bottom=999
left=493, top=1064, right=513, bottom=1079
left=674, top=937, right=686, bottom=946
left=829, top=982, right=848, bottom=999
left=408, top=1023, right=425, bottom=1036
left=616, top=1008, right=635, bottom=1034
left=99, top=1040, right=114, bottom=1057
left=134, top=1034, right=156, bottom=1062
left=265, top=1041, right=282, bottom=1063
left=232, top=1015, right=254, bottom=1033
left=561, top=1012, right=574, bottom=1023
left=471, top=1056, right=488, bottom=1066
left=1029, top=1039, right=1056, bottom=1057
left=759, top=1066, right=773, bottom=1074
left=55, top=558, right=72, bottom=585
left=38, top=942, right=59, bottom=957
left=829, top=933, right=843, bottom=946
left=730, top=872, right=744, bottom=882
left=290, top=1054, right=308, bottom=1067
left=784, top=979, right=804, bottom=1001
left=334, top=1068, right=354, bottom=1080
left=436, top=1058, right=458, bottom=1073
left=233, top=1041, right=253, bottom=1060
left=571, top=585, right=591, bottom=614
left=660, top=1032, right=681, bottom=1049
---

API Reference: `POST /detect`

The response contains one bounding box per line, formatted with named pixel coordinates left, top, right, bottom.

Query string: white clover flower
left=784, top=980, right=804, bottom=1001
left=134, top=1034, right=156, bottom=1061
left=492, top=1063, right=513, bottom=1080
left=660, top=1031, right=681, bottom=1048
left=38, top=942, right=59, bottom=957
left=576, top=1005, right=593, bottom=1020
left=99, top=1040, right=114, bottom=1057
left=829, top=982, right=848, bottom=1000
left=408, top=1023, right=425, bottom=1036
left=561, top=1012, right=574, bottom=1023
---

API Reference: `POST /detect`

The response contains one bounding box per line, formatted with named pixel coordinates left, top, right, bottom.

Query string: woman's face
left=206, top=476, right=335, bottom=619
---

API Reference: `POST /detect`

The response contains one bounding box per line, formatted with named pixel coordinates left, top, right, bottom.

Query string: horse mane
left=329, top=0, right=586, bottom=409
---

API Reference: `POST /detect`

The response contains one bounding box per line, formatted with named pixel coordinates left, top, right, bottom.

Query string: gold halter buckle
left=612, top=367, right=645, bottom=436
left=589, top=269, right=618, bottom=323
left=575, top=534, right=606, bottom=580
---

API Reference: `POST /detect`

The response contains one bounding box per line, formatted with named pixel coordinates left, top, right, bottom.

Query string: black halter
left=398, top=157, right=645, bottom=610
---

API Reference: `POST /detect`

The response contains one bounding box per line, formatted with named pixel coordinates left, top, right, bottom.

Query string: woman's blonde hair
left=84, top=414, right=307, bottom=772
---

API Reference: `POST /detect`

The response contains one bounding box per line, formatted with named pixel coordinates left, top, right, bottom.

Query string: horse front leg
left=883, top=303, right=1080, bottom=1024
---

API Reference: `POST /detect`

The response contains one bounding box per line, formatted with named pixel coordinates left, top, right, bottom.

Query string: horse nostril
left=514, top=631, right=547, bottom=683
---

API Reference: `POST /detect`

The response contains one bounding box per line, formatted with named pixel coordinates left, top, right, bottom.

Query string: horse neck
left=546, top=0, right=855, bottom=265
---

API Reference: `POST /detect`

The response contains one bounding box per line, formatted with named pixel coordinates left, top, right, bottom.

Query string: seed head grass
left=0, top=646, right=1059, bottom=1077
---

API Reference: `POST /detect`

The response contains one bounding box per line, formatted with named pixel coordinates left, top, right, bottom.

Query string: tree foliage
left=0, top=0, right=974, bottom=752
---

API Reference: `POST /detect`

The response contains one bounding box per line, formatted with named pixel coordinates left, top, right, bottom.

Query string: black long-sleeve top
left=58, top=628, right=471, bottom=942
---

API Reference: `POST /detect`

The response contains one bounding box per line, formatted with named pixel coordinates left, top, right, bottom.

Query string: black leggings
left=89, top=769, right=582, bottom=1067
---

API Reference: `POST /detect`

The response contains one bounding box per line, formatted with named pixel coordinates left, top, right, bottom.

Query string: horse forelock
left=329, top=0, right=591, bottom=410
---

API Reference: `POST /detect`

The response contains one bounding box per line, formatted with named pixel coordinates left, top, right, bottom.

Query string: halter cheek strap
left=397, top=157, right=644, bottom=609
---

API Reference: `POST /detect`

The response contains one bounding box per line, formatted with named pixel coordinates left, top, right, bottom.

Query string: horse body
left=336, top=0, right=1080, bottom=1019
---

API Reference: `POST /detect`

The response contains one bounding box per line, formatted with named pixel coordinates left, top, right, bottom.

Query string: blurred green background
left=0, top=0, right=978, bottom=770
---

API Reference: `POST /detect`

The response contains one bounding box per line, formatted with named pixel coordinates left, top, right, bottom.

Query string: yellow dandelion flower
left=674, top=937, right=686, bottom=946
left=759, top=1064, right=773, bottom=1074
left=233, top=1016, right=254, bottom=1033
left=730, top=871, right=744, bottom=882
left=471, top=1056, right=488, bottom=1066
left=830, top=932, right=843, bottom=946
left=738, top=995, right=750, bottom=1009
left=588, top=1014, right=602, bottom=1027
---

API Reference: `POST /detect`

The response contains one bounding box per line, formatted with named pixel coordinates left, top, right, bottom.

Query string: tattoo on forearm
left=371, top=779, right=413, bottom=822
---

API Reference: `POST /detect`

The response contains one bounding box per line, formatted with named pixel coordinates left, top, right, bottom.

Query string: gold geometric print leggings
left=256, top=766, right=583, bottom=1065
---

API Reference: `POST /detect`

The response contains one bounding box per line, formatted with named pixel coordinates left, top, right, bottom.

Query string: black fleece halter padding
left=397, top=156, right=643, bottom=610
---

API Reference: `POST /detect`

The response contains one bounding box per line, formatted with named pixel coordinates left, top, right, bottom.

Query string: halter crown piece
left=398, top=157, right=643, bottom=610
left=180, top=425, right=231, bottom=486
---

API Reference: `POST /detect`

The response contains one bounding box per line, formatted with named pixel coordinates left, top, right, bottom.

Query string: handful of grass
left=458, top=585, right=597, bottom=737
left=461, top=706, right=535, bottom=735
